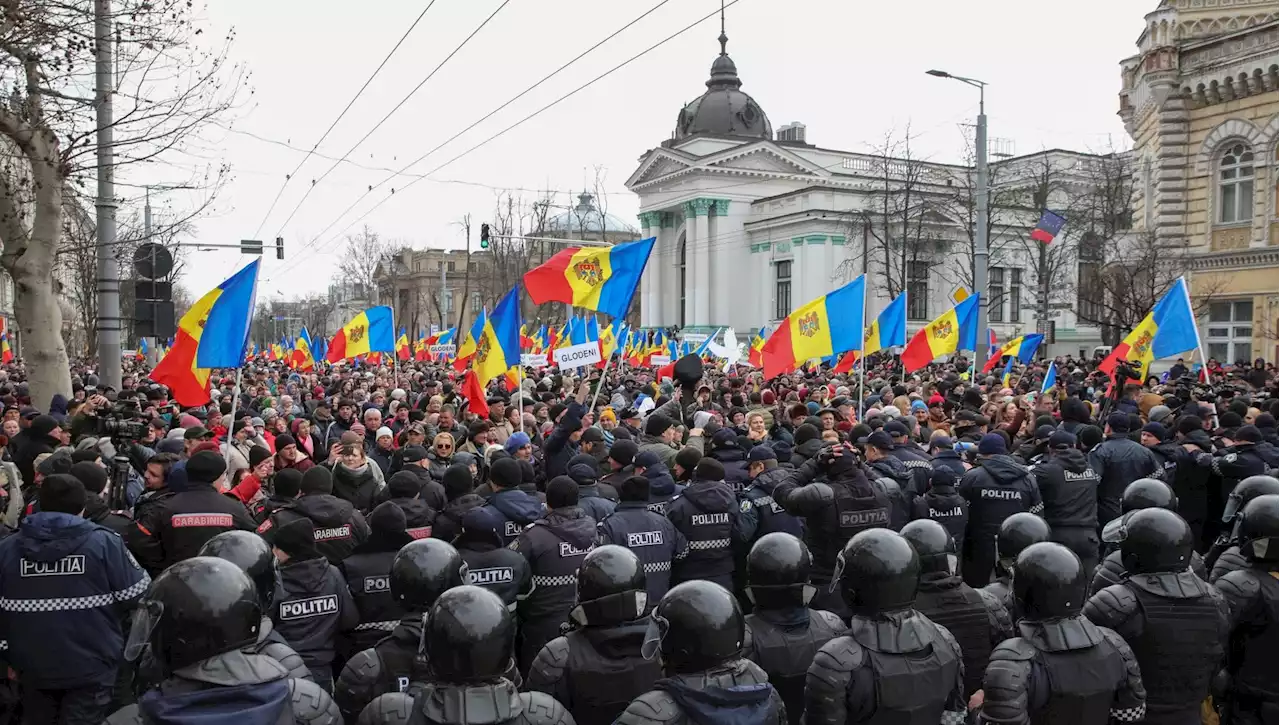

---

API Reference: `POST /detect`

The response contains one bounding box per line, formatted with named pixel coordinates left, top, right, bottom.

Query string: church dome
left=673, top=27, right=771, bottom=141
left=546, top=192, right=637, bottom=235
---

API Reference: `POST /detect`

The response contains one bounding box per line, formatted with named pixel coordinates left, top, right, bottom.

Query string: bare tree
left=0, top=0, right=246, bottom=406
left=336, top=226, right=391, bottom=302
left=454, top=214, right=472, bottom=333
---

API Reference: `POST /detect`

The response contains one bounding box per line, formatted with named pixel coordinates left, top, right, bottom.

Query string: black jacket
left=264, top=493, right=371, bottom=566
left=273, top=555, right=359, bottom=671
left=1031, top=449, right=1100, bottom=530
left=1088, top=435, right=1162, bottom=525
left=396, top=464, right=447, bottom=512
left=432, top=493, right=485, bottom=543
left=82, top=495, right=133, bottom=538
left=959, top=455, right=1043, bottom=541
left=128, top=487, right=258, bottom=576
left=708, top=447, right=751, bottom=492
left=331, top=463, right=381, bottom=513
left=514, top=507, right=598, bottom=624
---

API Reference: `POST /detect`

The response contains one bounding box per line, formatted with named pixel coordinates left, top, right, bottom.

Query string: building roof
left=546, top=192, right=637, bottom=234
left=672, top=22, right=771, bottom=142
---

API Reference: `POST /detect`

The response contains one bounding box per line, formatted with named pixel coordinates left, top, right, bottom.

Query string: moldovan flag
left=982, top=334, right=1045, bottom=374
left=0, top=319, right=11, bottom=364
left=901, top=295, right=980, bottom=373
left=863, top=293, right=908, bottom=356
left=1041, top=362, right=1058, bottom=394
left=748, top=326, right=771, bottom=368
left=524, top=237, right=655, bottom=319
left=471, top=287, right=521, bottom=387
left=155, top=259, right=261, bottom=405
left=396, top=329, right=411, bottom=361
left=326, top=306, right=395, bottom=362
left=454, top=309, right=487, bottom=372
left=290, top=327, right=315, bottom=371
left=761, top=275, right=866, bottom=379
left=1098, top=278, right=1201, bottom=383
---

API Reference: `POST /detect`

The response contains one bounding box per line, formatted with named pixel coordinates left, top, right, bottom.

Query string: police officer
left=884, top=419, right=932, bottom=499
left=512, top=476, right=599, bottom=673
left=340, top=501, right=414, bottom=654
left=527, top=546, right=662, bottom=725
left=740, top=445, right=802, bottom=540
left=959, top=433, right=1043, bottom=587
left=484, top=457, right=545, bottom=546
left=616, top=580, right=786, bottom=725
left=381, top=471, right=437, bottom=539
left=910, top=456, right=969, bottom=551
left=334, top=537, right=469, bottom=722
left=665, top=457, right=756, bottom=592
left=358, top=585, right=573, bottom=725
left=456, top=506, right=533, bottom=610
left=983, top=512, right=1051, bottom=612
left=1206, top=474, right=1278, bottom=582
left=739, top=533, right=844, bottom=725
left=270, top=517, right=359, bottom=691
left=1213, top=494, right=1278, bottom=725
left=1083, top=508, right=1229, bottom=725
left=1092, top=478, right=1210, bottom=594
left=1213, top=426, right=1277, bottom=502
left=1090, top=412, right=1164, bottom=527
left=260, top=466, right=371, bottom=566
left=568, top=453, right=618, bottom=522
left=128, top=450, right=257, bottom=575
left=1031, top=429, right=1102, bottom=575
left=979, top=542, right=1147, bottom=725
left=860, top=431, right=912, bottom=528
left=901, top=519, right=1014, bottom=698
left=198, top=531, right=311, bottom=682
left=597, top=474, right=688, bottom=605
left=773, top=441, right=894, bottom=618
left=107, top=557, right=340, bottom=724
left=252, top=467, right=303, bottom=523
left=805, top=529, right=968, bottom=725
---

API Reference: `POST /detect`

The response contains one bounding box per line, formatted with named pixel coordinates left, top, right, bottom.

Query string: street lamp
left=927, top=69, right=990, bottom=372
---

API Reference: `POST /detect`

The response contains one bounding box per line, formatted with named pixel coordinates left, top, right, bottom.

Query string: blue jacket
left=0, top=511, right=149, bottom=688
left=483, top=488, right=545, bottom=545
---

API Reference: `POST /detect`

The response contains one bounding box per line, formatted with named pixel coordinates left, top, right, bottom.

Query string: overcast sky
left=139, top=0, right=1141, bottom=299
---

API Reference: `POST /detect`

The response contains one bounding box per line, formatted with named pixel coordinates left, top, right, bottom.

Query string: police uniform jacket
left=908, top=482, right=968, bottom=552
left=514, top=507, right=597, bottom=624
left=340, top=536, right=410, bottom=653
left=959, top=455, right=1043, bottom=540
left=262, top=493, right=371, bottom=566
left=597, top=501, right=689, bottom=604
left=458, top=539, right=533, bottom=610
left=889, top=443, right=933, bottom=499
left=1088, top=435, right=1163, bottom=525
left=129, top=486, right=257, bottom=575
left=357, top=680, right=572, bottom=725
left=273, top=554, right=360, bottom=672
left=1212, top=443, right=1277, bottom=496
left=741, top=467, right=804, bottom=540
left=665, top=477, right=755, bottom=591
left=1030, top=449, right=1100, bottom=530
left=483, top=488, right=545, bottom=546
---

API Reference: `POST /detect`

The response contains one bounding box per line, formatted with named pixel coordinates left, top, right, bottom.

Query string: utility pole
left=438, top=252, right=447, bottom=331
left=142, top=189, right=158, bottom=366
left=973, top=87, right=990, bottom=372
left=1039, top=241, right=1050, bottom=353
left=95, top=0, right=121, bottom=388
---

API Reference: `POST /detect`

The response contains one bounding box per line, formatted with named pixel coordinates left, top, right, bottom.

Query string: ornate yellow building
left=1120, top=0, right=1278, bottom=364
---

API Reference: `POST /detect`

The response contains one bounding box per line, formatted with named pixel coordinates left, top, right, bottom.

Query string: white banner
left=520, top=353, right=548, bottom=368
left=649, top=355, right=671, bottom=366
left=553, top=341, right=602, bottom=368
left=428, top=344, right=456, bottom=356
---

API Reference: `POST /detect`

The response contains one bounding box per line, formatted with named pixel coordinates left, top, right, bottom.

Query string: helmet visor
left=123, top=599, right=163, bottom=662
left=640, top=612, right=667, bottom=661
left=1101, top=515, right=1128, bottom=544
left=1222, top=494, right=1243, bottom=523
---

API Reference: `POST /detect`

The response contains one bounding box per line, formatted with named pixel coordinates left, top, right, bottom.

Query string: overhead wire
left=250, top=0, right=439, bottom=239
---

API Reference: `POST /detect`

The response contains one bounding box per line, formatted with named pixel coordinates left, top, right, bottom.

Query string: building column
left=692, top=199, right=712, bottom=326
left=680, top=207, right=697, bottom=328
left=708, top=199, right=732, bottom=326
left=758, top=242, right=772, bottom=325
left=638, top=212, right=659, bottom=325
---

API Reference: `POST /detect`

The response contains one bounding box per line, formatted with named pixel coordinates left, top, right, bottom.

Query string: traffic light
left=276, top=236, right=284, bottom=260
left=479, top=223, right=490, bottom=250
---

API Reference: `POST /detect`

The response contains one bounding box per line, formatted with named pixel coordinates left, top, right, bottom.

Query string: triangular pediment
left=626, top=149, right=696, bottom=188
left=701, top=142, right=828, bottom=178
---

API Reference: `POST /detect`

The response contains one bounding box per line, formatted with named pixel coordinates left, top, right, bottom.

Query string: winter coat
left=331, top=462, right=382, bottom=513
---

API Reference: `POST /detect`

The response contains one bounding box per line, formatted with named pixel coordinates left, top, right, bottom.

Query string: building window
left=471, top=292, right=480, bottom=314
left=1077, top=233, right=1104, bottom=322
left=1207, top=300, right=1253, bottom=363
left=447, top=261, right=456, bottom=272
left=774, top=260, right=792, bottom=320
left=907, top=261, right=929, bottom=320
left=678, top=237, right=687, bottom=328
left=444, top=289, right=454, bottom=313
left=1218, top=143, right=1255, bottom=224
left=1010, top=269, right=1022, bottom=322
left=989, top=268, right=1005, bottom=323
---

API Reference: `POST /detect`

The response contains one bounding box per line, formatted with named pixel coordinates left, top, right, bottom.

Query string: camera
left=89, top=400, right=149, bottom=441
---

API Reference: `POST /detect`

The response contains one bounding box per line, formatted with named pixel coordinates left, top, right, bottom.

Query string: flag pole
left=1179, top=275, right=1210, bottom=383
left=858, top=276, right=868, bottom=422
left=516, top=293, right=524, bottom=409
left=224, top=367, right=243, bottom=472
left=587, top=322, right=614, bottom=416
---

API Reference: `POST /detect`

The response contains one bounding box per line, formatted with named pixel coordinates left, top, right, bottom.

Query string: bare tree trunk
left=456, top=214, right=472, bottom=333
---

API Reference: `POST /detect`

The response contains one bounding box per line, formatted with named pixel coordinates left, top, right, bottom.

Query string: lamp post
left=927, top=69, right=989, bottom=371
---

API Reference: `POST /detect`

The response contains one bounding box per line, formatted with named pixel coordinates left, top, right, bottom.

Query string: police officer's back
left=909, top=451, right=969, bottom=551
left=739, top=533, right=844, bottom=725
left=334, top=538, right=468, bottom=722
left=528, top=546, right=662, bottom=725
left=340, top=501, right=415, bottom=654
left=128, top=450, right=256, bottom=575
left=901, top=519, right=1014, bottom=698
left=567, top=453, right=618, bottom=523
left=261, top=466, right=371, bottom=566
left=105, top=557, right=339, bottom=724
left=665, top=457, right=755, bottom=592
left=484, top=457, right=546, bottom=545
left=198, top=531, right=311, bottom=682
left=1031, top=430, right=1102, bottom=574
left=1083, top=508, right=1229, bottom=725
left=959, top=434, right=1043, bottom=587
left=884, top=420, right=932, bottom=499
left=597, top=475, right=688, bottom=604
left=979, top=542, right=1146, bottom=725
left=456, top=506, right=532, bottom=609
left=357, top=585, right=574, bottom=725
left=1091, top=478, right=1210, bottom=595
left=740, top=446, right=803, bottom=540
left=270, top=517, right=359, bottom=690
left=615, top=580, right=786, bottom=725
left=1213, top=494, right=1279, bottom=725
left=252, top=467, right=303, bottom=524
left=1212, top=426, right=1277, bottom=502
left=1206, top=474, right=1278, bottom=582
left=983, top=512, right=1051, bottom=613
left=1089, top=413, right=1163, bottom=526
left=804, top=529, right=967, bottom=725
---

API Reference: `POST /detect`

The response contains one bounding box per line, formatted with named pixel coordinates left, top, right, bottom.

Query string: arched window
left=678, top=234, right=687, bottom=329
left=1218, top=142, right=1254, bottom=224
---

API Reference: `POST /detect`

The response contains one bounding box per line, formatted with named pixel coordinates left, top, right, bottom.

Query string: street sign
left=133, top=243, right=174, bottom=280
left=950, top=285, right=971, bottom=305
left=1035, top=320, right=1056, bottom=344
left=241, top=239, right=264, bottom=255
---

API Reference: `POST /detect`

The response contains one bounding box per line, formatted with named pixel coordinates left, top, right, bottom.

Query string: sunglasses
left=436, top=444, right=453, bottom=450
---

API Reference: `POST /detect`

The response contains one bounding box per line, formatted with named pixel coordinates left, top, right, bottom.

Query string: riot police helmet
left=124, top=557, right=261, bottom=673
left=901, top=519, right=957, bottom=576
left=1238, top=494, right=1279, bottom=562
left=198, top=530, right=280, bottom=611
left=746, top=532, right=815, bottom=609
left=996, top=513, right=1051, bottom=576
left=836, top=528, right=920, bottom=616
left=1012, top=542, right=1087, bottom=622
left=1118, top=508, right=1194, bottom=575
left=391, top=538, right=467, bottom=611
left=641, top=580, right=743, bottom=674
left=1223, top=475, right=1279, bottom=523
left=1121, top=478, right=1178, bottom=513
left=423, top=585, right=515, bottom=683
left=571, top=545, right=647, bottom=627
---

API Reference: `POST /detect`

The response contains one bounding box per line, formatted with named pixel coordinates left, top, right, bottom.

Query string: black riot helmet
left=391, top=538, right=467, bottom=612
left=836, top=528, right=920, bottom=616
left=1223, top=475, right=1279, bottom=523
left=1119, top=508, right=1194, bottom=575
left=746, top=532, right=815, bottom=609
left=995, top=513, right=1051, bottom=577
left=1013, top=542, right=1087, bottom=622
left=423, top=585, right=515, bottom=684
left=1104, top=479, right=1179, bottom=543
left=1238, top=494, right=1279, bottom=562
left=642, top=580, right=744, bottom=674
left=198, top=530, right=280, bottom=611
left=900, top=519, right=957, bottom=576
left=125, top=557, right=261, bottom=673
left=570, top=545, right=647, bottom=627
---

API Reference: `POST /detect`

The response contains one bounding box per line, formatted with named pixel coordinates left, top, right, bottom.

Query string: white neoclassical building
left=626, top=27, right=1114, bottom=358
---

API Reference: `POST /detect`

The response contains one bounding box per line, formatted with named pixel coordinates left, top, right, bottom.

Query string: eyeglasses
left=436, top=444, right=452, bottom=451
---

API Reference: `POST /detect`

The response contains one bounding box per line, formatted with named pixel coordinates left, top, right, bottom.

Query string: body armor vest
left=862, top=631, right=959, bottom=725
left=1230, top=571, right=1279, bottom=700
left=672, top=494, right=734, bottom=582
left=1031, top=641, right=1127, bottom=725
left=1126, top=582, right=1224, bottom=721
left=914, top=582, right=993, bottom=696
left=833, top=482, right=891, bottom=542
left=563, top=627, right=662, bottom=725
left=375, top=631, right=431, bottom=698
left=745, top=611, right=843, bottom=725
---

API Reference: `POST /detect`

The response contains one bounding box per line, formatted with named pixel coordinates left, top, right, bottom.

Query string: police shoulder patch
left=739, top=499, right=752, bottom=513
left=1224, top=453, right=1238, bottom=463
left=257, top=518, right=273, bottom=534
